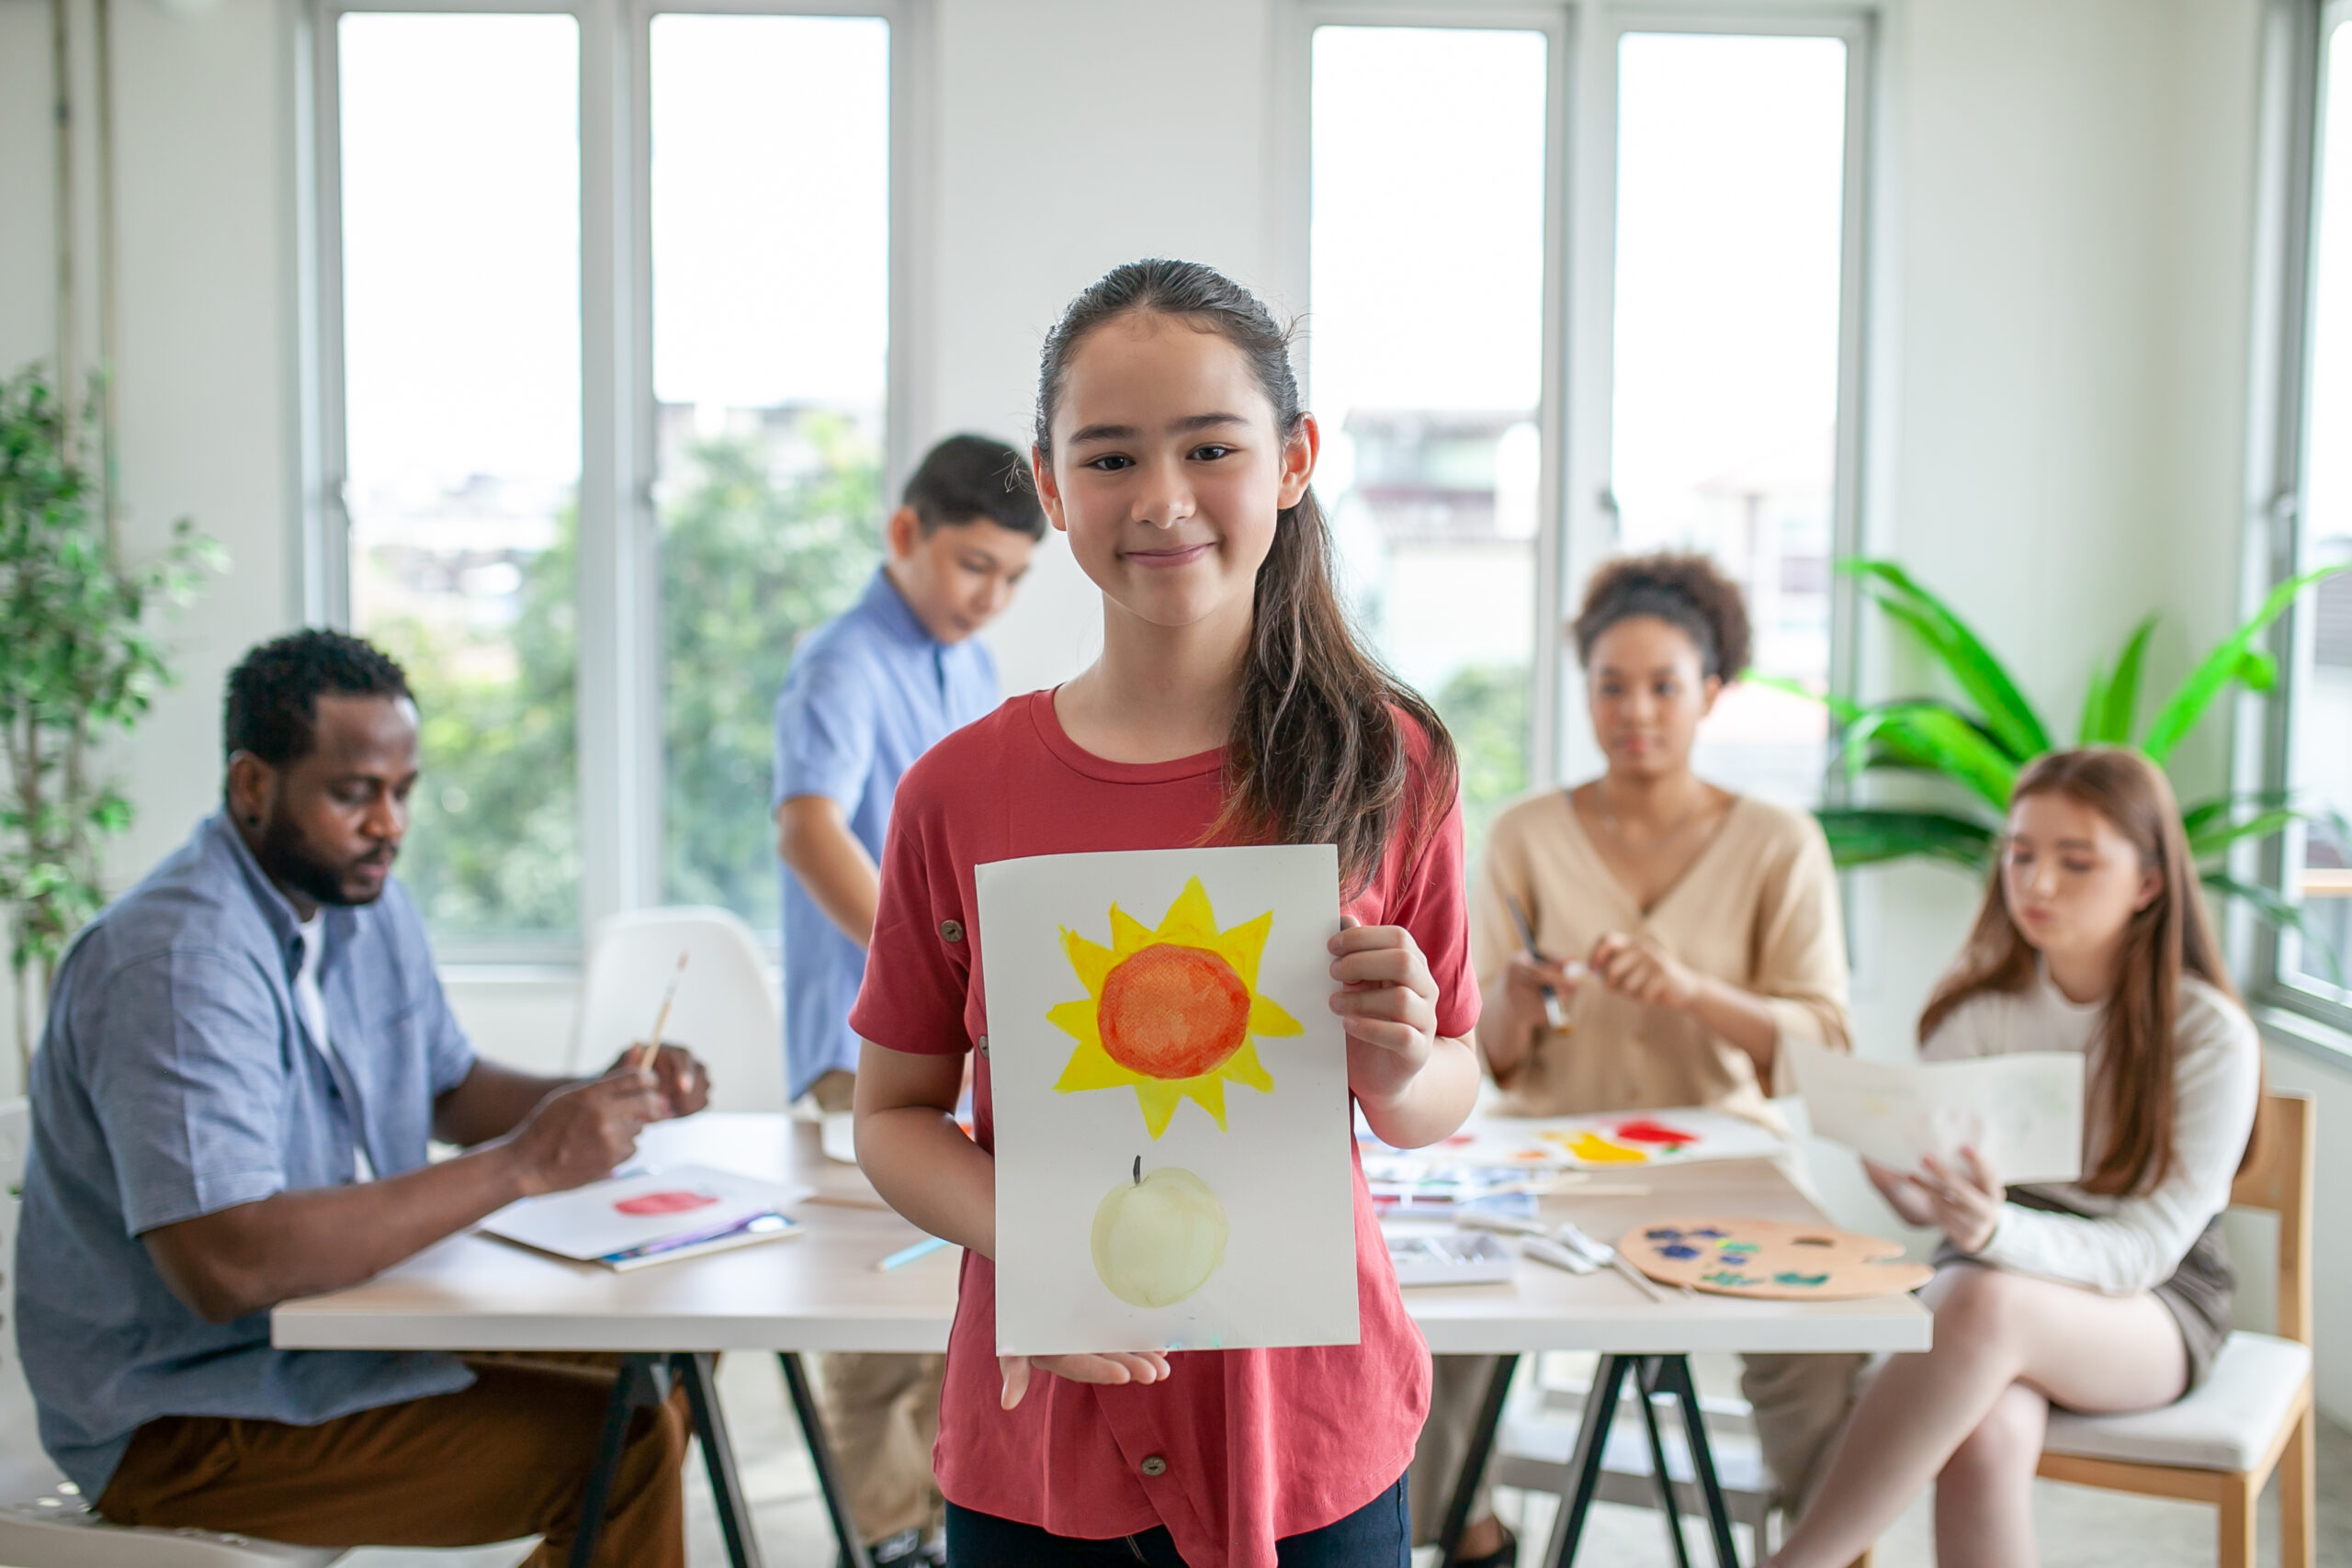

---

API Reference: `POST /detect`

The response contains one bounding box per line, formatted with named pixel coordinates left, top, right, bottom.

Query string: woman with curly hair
left=1413, top=551, right=1860, bottom=1567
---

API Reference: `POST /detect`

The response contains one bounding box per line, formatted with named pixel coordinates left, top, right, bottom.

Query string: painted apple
left=1098, top=942, right=1252, bottom=1080
left=1090, top=1160, right=1230, bottom=1309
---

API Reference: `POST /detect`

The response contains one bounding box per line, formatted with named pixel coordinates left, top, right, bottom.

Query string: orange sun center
left=1097, top=943, right=1252, bottom=1081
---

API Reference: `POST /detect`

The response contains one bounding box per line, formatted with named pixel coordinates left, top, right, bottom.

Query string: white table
left=274, top=1114, right=1929, bottom=1567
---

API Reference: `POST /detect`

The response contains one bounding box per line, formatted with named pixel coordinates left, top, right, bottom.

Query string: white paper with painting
left=978, top=845, right=1359, bottom=1356
left=1786, top=1037, right=2086, bottom=1186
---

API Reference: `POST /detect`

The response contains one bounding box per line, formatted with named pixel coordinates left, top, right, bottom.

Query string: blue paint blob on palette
left=1657, top=1244, right=1702, bottom=1260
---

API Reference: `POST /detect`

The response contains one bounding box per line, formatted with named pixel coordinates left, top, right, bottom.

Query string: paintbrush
left=632, top=953, right=689, bottom=1078
left=1504, top=894, right=1571, bottom=1032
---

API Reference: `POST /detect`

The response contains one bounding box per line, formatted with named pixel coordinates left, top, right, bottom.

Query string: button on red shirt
left=848, top=692, right=1479, bottom=1568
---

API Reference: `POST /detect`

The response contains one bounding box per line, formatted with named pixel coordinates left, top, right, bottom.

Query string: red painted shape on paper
left=1611, top=1117, right=1700, bottom=1147
left=614, top=1190, right=719, bottom=1216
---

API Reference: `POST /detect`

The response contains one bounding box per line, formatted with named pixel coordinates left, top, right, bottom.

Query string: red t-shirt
left=847, top=690, right=1478, bottom=1568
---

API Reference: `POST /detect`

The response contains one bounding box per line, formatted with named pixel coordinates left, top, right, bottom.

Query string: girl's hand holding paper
left=1917, top=1146, right=2004, bottom=1253
left=999, top=1349, right=1171, bottom=1410
left=1862, top=1159, right=1942, bottom=1228
left=1328, top=915, right=1440, bottom=1101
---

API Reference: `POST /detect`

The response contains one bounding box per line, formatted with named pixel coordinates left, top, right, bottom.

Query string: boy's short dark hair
left=224, top=628, right=413, bottom=767
left=903, top=434, right=1046, bottom=540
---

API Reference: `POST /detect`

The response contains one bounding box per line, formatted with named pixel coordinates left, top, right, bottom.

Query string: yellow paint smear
left=1540, top=1130, right=1649, bottom=1164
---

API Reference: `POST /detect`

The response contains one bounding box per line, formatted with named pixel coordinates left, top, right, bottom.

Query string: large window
left=1309, top=23, right=1553, bottom=852
left=650, top=14, right=891, bottom=930
left=337, top=13, right=584, bottom=944
left=315, top=2, right=900, bottom=956
left=1303, top=9, right=1869, bottom=843
left=1608, top=29, right=1857, bottom=805
left=2268, top=0, right=2352, bottom=1014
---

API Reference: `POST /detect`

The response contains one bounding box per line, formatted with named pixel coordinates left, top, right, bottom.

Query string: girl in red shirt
left=849, top=259, right=1484, bottom=1568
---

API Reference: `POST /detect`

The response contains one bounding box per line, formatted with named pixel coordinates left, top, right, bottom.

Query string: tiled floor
left=343, top=1348, right=2351, bottom=1566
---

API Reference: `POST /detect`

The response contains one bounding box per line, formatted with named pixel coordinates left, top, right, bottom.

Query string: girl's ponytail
left=1035, top=260, right=1459, bottom=895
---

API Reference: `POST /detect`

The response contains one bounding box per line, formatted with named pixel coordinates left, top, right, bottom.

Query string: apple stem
left=1132, top=1155, right=1141, bottom=1186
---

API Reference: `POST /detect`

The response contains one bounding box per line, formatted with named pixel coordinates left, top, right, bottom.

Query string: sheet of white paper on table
left=978, top=845, right=1360, bottom=1357
left=1417, top=1105, right=1788, bottom=1169
left=479, top=1164, right=811, bottom=1264
left=1787, top=1037, right=2086, bottom=1185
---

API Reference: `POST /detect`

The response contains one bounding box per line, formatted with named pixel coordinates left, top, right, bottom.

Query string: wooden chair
left=2034, top=1089, right=2316, bottom=1568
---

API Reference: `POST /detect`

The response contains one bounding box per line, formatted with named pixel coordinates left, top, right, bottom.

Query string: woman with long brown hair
left=1766, top=749, right=2262, bottom=1568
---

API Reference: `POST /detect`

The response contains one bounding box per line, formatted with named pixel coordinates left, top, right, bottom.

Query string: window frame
left=300, top=0, right=925, bottom=966
left=2245, top=0, right=2352, bottom=1043
left=1279, top=0, right=1876, bottom=796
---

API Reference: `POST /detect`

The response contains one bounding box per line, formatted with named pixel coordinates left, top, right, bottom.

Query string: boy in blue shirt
left=772, top=433, right=1043, bottom=1565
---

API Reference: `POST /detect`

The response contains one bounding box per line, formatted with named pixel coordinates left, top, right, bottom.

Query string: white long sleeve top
left=1920, top=967, right=2261, bottom=1296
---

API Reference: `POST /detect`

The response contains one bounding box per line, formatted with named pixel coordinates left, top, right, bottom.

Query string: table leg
left=1434, top=1352, right=1521, bottom=1562
left=1544, top=1352, right=1634, bottom=1568
left=1634, top=1359, right=1693, bottom=1568
left=678, top=1352, right=767, bottom=1568
left=778, top=1351, right=874, bottom=1568
left=569, top=1354, right=668, bottom=1568
left=1658, top=1354, right=1741, bottom=1568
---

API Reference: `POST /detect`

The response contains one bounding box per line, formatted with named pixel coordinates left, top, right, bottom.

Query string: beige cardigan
left=1474, top=789, right=1852, bottom=1130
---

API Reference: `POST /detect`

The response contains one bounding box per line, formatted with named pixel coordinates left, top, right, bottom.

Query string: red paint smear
left=1612, top=1118, right=1700, bottom=1146
left=615, top=1190, right=719, bottom=1216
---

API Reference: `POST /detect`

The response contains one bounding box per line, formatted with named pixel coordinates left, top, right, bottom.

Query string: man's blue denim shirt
left=16, top=811, right=479, bottom=1495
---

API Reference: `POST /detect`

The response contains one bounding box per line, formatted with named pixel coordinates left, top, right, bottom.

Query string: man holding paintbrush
left=15, top=629, right=712, bottom=1566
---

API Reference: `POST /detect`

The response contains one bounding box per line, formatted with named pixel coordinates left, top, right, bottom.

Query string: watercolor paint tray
left=1385, top=1231, right=1517, bottom=1287
left=481, top=1164, right=812, bottom=1269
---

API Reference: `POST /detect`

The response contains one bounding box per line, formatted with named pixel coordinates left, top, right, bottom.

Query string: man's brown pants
left=95, top=1355, right=689, bottom=1568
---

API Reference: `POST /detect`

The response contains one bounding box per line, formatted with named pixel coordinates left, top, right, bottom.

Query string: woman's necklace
left=1589, top=783, right=1713, bottom=855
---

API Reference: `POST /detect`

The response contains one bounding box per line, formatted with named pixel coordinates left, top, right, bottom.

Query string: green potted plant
left=0, top=365, right=220, bottom=1077
left=1781, top=558, right=2346, bottom=968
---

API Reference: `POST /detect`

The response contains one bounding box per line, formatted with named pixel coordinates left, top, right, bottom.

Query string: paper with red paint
left=480, top=1163, right=811, bottom=1265
left=1442, top=1106, right=1788, bottom=1168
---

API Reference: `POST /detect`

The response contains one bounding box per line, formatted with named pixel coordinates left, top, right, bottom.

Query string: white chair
left=571, top=906, right=786, bottom=1112
left=0, top=1100, right=534, bottom=1568
left=2034, top=1089, right=2317, bottom=1568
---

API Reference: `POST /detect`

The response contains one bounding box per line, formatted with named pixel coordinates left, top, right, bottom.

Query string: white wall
left=6, top=0, right=2347, bottom=1416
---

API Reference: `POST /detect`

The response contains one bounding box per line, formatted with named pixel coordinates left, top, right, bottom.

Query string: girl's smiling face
left=1035, top=311, right=1317, bottom=632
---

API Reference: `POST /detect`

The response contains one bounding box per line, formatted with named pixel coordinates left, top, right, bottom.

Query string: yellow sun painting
left=1048, top=876, right=1305, bottom=1139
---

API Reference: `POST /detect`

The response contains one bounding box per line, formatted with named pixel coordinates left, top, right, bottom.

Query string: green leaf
left=2202, top=870, right=2347, bottom=986
left=2079, top=614, right=2159, bottom=745
left=1814, top=807, right=1998, bottom=873
left=1839, top=702, right=2021, bottom=808
left=2186, top=808, right=2299, bottom=862
left=1844, top=559, right=2051, bottom=761
left=2178, top=788, right=2298, bottom=838
left=1746, top=672, right=1862, bottom=727
left=2078, top=660, right=2112, bottom=750
left=2143, top=563, right=2350, bottom=763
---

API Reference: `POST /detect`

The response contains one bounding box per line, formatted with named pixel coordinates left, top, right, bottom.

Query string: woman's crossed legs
left=1767, top=1263, right=2188, bottom=1568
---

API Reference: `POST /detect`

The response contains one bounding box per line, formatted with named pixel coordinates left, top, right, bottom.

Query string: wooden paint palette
left=1618, top=1216, right=1934, bottom=1301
